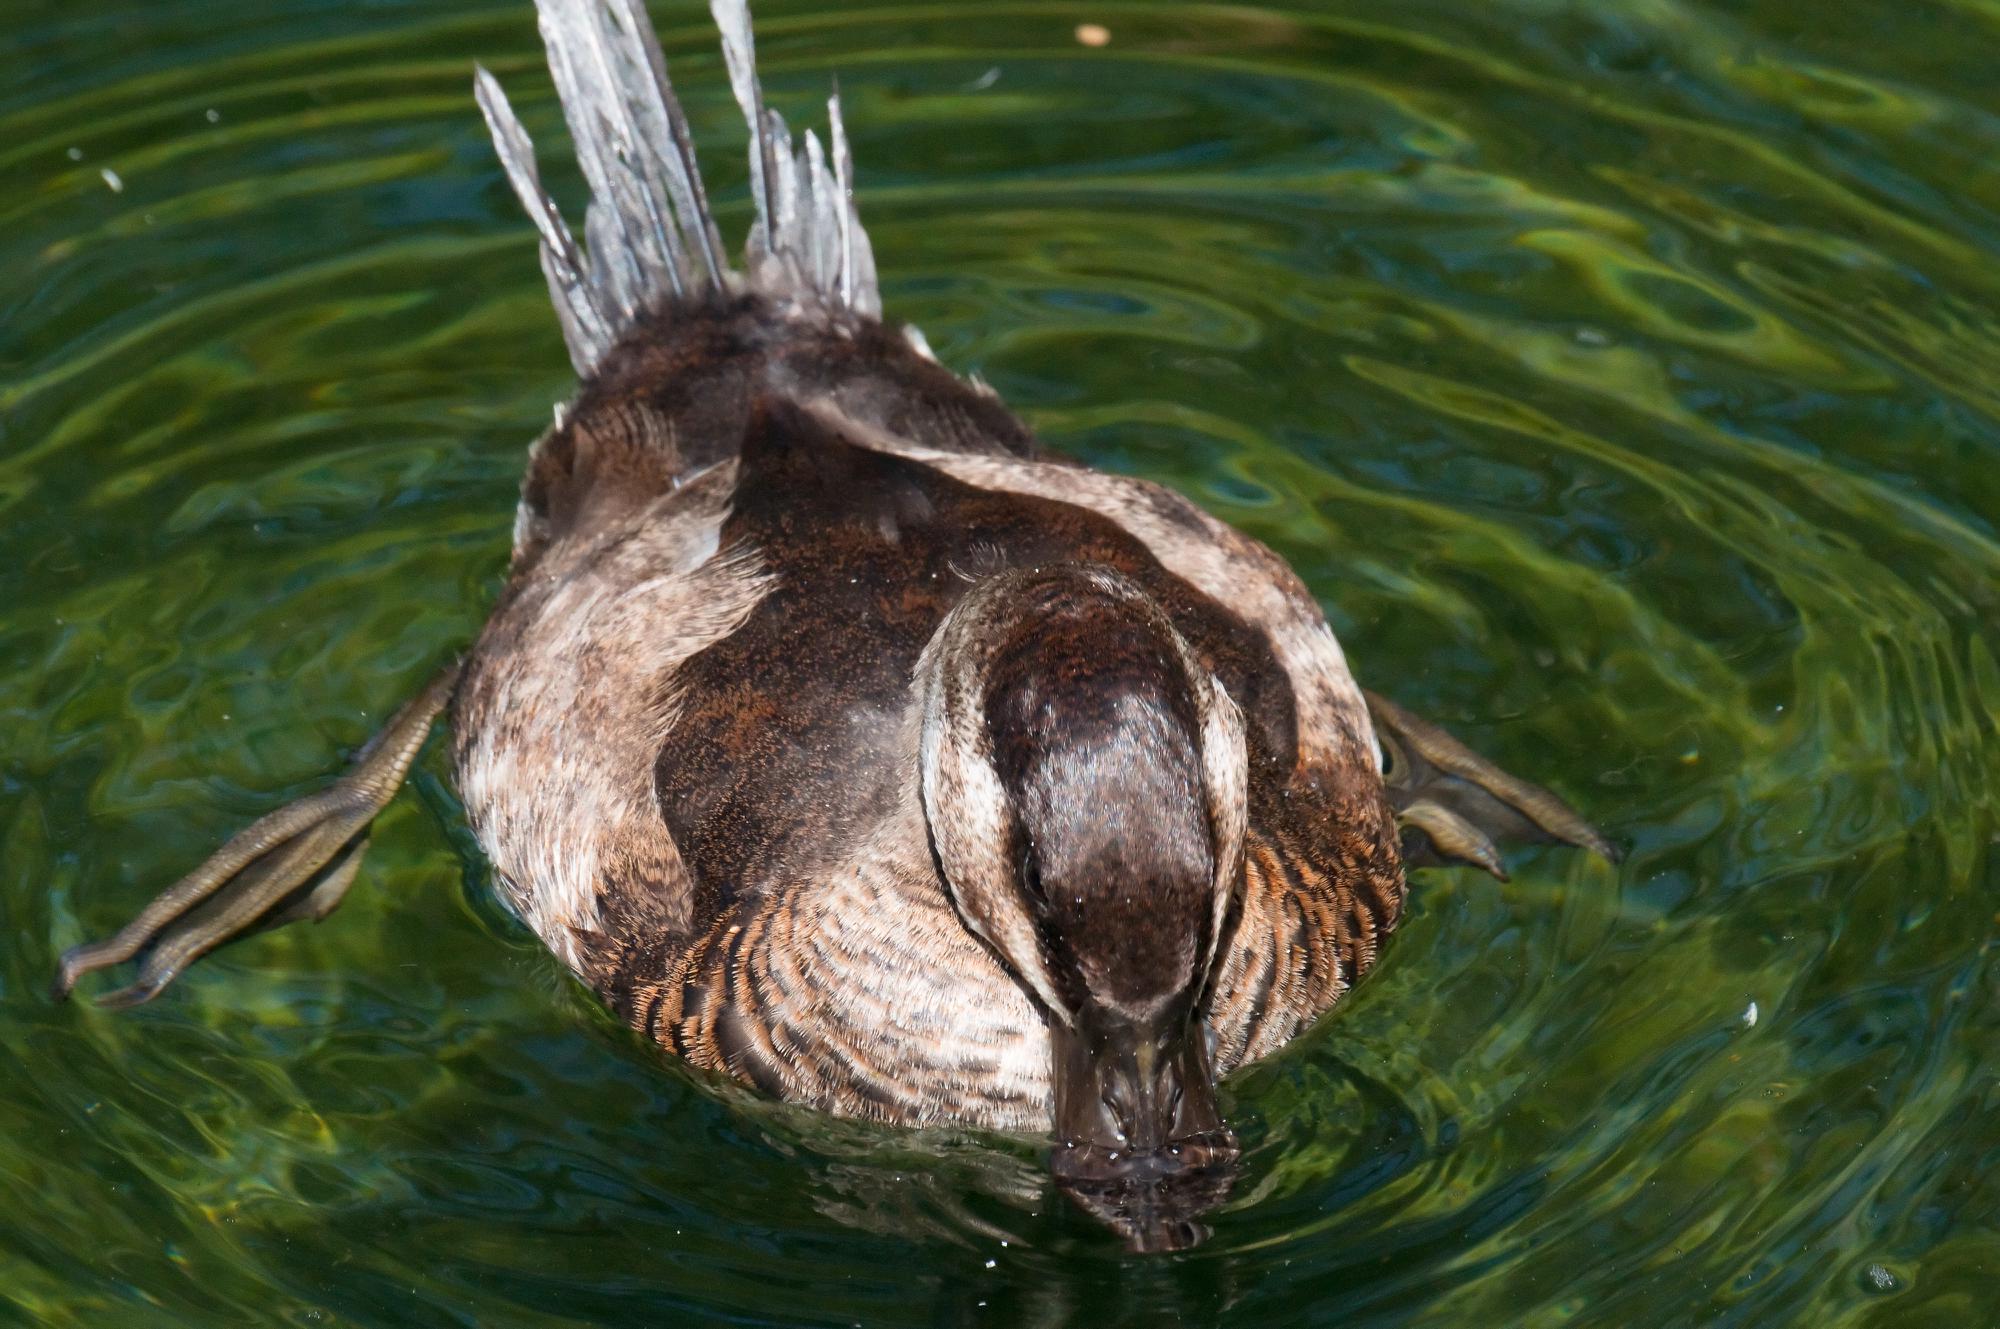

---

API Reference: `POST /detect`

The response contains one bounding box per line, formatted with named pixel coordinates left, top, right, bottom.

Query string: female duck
left=57, top=0, right=1609, bottom=1249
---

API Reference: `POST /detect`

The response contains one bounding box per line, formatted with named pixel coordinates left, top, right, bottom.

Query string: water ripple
left=3, top=0, right=1997, bottom=1325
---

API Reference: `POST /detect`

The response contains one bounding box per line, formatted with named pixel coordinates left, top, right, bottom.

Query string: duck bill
left=1048, top=1012, right=1240, bottom=1252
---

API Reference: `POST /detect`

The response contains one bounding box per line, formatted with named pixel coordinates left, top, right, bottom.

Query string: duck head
left=917, top=564, right=1248, bottom=1250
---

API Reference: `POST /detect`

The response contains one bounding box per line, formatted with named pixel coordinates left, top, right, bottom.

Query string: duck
left=54, top=0, right=1612, bottom=1251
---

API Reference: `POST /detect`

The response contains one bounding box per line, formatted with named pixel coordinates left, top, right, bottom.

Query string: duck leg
left=53, top=663, right=461, bottom=1008
left=1363, top=689, right=1617, bottom=880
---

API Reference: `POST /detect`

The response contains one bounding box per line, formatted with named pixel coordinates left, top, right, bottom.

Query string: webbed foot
left=54, top=663, right=460, bottom=1008
left=1364, top=689, right=1616, bottom=879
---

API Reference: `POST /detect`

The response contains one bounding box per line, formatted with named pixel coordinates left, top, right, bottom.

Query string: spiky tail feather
left=475, top=0, right=881, bottom=377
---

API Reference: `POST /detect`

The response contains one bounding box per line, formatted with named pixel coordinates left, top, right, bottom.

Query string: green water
left=5, top=0, right=1998, bottom=1322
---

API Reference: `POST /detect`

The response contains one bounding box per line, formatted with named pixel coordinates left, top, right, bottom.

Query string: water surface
left=4, top=0, right=1998, bottom=1323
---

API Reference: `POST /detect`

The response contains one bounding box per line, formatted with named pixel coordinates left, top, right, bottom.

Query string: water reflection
left=3, top=0, right=1997, bottom=1323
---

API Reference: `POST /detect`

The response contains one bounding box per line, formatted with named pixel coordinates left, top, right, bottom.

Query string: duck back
left=453, top=0, right=1401, bottom=1120
left=653, top=397, right=1299, bottom=922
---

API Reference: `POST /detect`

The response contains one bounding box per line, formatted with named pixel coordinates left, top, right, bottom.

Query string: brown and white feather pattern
left=460, top=0, right=1407, bottom=1134
left=795, top=398, right=1382, bottom=777
left=453, top=463, right=770, bottom=966
left=475, top=0, right=881, bottom=376
left=638, top=786, right=1053, bottom=1129
left=785, top=399, right=1401, bottom=1079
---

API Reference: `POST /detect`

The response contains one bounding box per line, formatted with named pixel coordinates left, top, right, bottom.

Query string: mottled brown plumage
left=57, top=0, right=1610, bottom=1253
left=448, top=302, right=1408, bottom=1121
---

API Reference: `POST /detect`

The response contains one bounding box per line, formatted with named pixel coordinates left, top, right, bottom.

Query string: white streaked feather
left=805, top=128, right=838, bottom=293
left=479, top=0, right=895, bottom=377
left=764, top=108, right=798, bottom=275
left=848, top=193, right=880, bottom=318
left=477, top=66, right=609, bottom=372
left=584, top=0, right=692, bottom=292
left=474, top=67, right=579, bottom=273
left=709, top=0, right=773, bottom=256
left=613, top=0, right=726, bottom=284
left=828, top=90, right=855, bottom=307
left=539, top=241, right=613, bottom=373
left=584, top=201, right=640, bottom=324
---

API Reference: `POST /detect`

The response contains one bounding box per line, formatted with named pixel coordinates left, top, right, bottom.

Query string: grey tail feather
left=476, top=0, right=882, bottom=378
